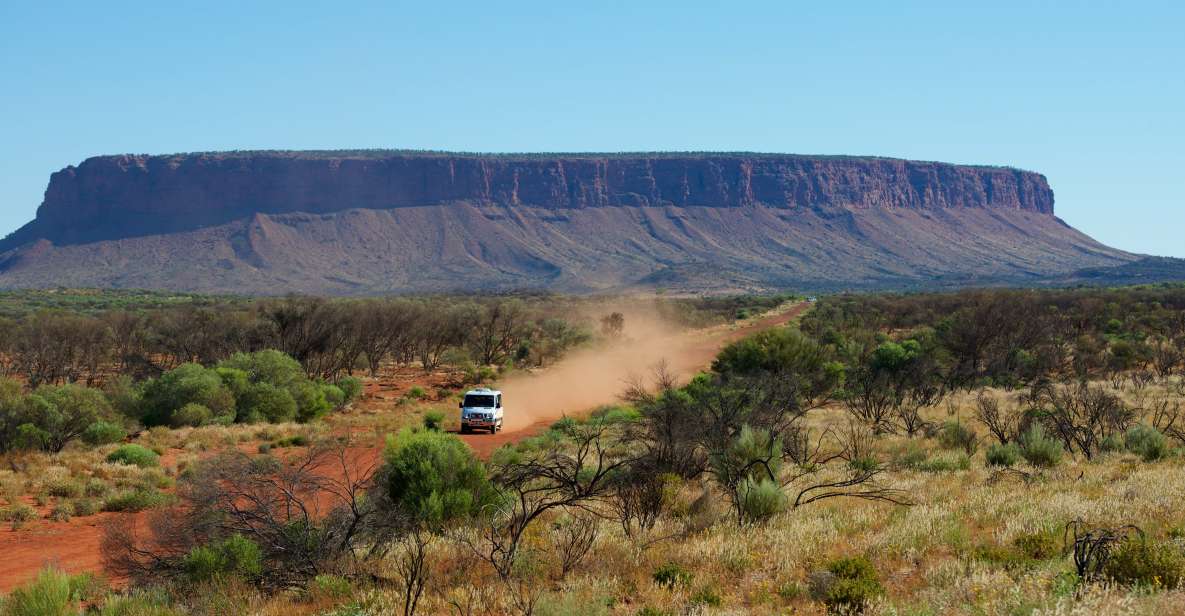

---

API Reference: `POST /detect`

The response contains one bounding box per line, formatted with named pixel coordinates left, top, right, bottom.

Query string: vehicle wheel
left=460, top=426, right=471, bottom=434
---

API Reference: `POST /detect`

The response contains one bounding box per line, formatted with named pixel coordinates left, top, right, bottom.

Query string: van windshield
left=463, top=394, right=496, bottom=408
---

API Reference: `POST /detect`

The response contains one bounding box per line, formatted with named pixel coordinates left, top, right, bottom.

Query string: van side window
left=496, top=394, right=502, bottom=408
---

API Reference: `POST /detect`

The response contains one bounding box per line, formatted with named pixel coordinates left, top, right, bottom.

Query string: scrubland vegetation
left=3, top=286, right=1185, bottom=614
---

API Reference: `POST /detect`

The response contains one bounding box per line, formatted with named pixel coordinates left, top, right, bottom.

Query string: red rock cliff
left=6, top=151, right=1055, bottom=247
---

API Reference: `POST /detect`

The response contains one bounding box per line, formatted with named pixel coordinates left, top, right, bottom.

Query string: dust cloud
left=497, top=301, right=736, bottom=430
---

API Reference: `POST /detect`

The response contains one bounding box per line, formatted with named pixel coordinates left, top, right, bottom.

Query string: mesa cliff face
left=0, top=151, right=1145, bottom=295
left=8, top=152, right=1054, bottom=247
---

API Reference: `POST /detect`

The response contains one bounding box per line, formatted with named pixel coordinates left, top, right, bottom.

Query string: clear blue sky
left=2, top=2, right=1182, bottom=256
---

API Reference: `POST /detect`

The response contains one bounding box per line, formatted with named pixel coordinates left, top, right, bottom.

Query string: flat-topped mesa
left=17, top=151, right=1053, bottom=246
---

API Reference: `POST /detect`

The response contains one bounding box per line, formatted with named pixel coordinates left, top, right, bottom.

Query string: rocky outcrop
left=0, top=150, right=1157, bottom=296
left=3, top=151, right=1054, bottom=248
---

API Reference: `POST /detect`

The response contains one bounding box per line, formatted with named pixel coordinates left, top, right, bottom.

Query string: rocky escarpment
left=0, top=151, right=1156, bottom=295
left=2, top=151, right=1055, bottom=248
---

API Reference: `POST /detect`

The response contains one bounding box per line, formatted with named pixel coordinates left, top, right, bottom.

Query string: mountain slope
left=0, top=151, right=1165, bottom=295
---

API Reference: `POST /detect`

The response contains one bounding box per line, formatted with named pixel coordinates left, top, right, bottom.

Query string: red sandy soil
left=0, top=302, right=808, bottom=594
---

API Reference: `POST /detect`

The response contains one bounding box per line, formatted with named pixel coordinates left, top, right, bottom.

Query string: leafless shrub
left=103, top=443, right=385, bottom=590
left=1064, top=519, right=1143, bottom=582
left=551, top=514, right=599, bottom=579
left=974, top=391, right=1024, bottom=445
left=1027, top=381, right=1135, bottom=460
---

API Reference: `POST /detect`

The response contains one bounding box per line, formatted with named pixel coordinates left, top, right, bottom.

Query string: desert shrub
left=219, top=350, right=303, bottom=389
left=1012, top=528, right=1063, bottom=560
left=335, top=377, right=362, bottom=404
left=107, top=444, right=159, bottom=468
left=1099, top=433, right=1125, bottom=454
left=1125, top=424, right=1171, bottom=462
left=422, top=410, right=446, bottom=432
left=937, top=421, right=978, bottom=456
left=382, top=429, right=494, bottom=527
left=237, top=383, right=297, bottom=423
left=690, top=586, right=723, bottom=606
left=652, top=562, right=693, bottom=588
left=72, top=499, right=101, bottom=516
left=103, top=375, right=143, bottom=421
left=0, top=567, right=77, bottom=616
left=1018, top=424, right=1062, bottom=468
left=182, top=534, right=263, bottom=583
left=84, top=479, right=108, bottom=497
left=736, top=477, right=787, bottom=522
left=273, top=434, right=309, bottom=448
left=290, top=381, right=331, bottom=422
left=82, top=421, right=126, bottom=446
left=1, top=382, right=115, bottom=453
left=138, top=363, right=235, bottom=427
left=45, top=478, right=83, bottom=498
left=170, top=403, right=212, bottom=428
left=310, top=574, right=353, bottom=600
left=103, top=489, right=169, bottom=512
left=0, top=503, right=37, bottom=529
left=985, top=443, right=1021, bottom=467
left=848, top=455, right=879, bottom=473
left=892, top=442, right=929, bottom=470
left=407, top=386, right=427, bottom=400
left=917, top=453, right=971, bottom=473
left=822, top=556, right=883, bottom=613
left=1102, top=537, right=1185, bottom=589
left=321, top=384, right=345, bottom=409
left=589, top=405, right=642, bottom=424
left=92, top=589, right=182, bottom=616
left=49, top=502, right=74, bottom=522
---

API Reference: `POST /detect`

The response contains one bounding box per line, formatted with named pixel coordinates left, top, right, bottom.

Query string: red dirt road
left=0, top=302, right=808, bottom=593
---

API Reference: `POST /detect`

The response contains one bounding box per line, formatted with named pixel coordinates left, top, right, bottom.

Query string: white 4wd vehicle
left=459, top=388, right=503, bottom=434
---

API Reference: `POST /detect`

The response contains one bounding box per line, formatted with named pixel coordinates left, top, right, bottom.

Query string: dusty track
left=0, top=302, right=808, bottom=593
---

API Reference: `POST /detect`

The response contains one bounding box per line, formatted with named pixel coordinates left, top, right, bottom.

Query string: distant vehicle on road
left=459, top=387, right=503, bottom=434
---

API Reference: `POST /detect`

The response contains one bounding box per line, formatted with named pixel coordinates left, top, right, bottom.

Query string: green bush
left=103, top=489, right=169, bottom=512
left=0, top=503, right=37, bottom=529
left=336, top=377, right=363, bottom=404
left=985, top=443, right=1021, bottom=467
left=182, top=534, right=263, bottom=583
left=1125, top=424, right=1171, bottom=462
left=170, top=403, right=212, bottom=428
left=383, top=429, right=494, bottom=527
left=237, top=383, right=297, bottom=423
left=737, top=477, right=787, bottom=522
left=690, top=586, right=722, bottom=606
left=1102, top=537, right=1184, bottom=589
left=407, top=386, right=427, bottom=400
left=1, top=567, right=77, bottom=616
left=652, top=562, right=693, bottom=588
left=937, top=421, right=978, bottom=456
left=1099, top=433, right=1125, bottom=454
left=93, top=589, right=182, bottom=616
left=823, top=556, right=883, bottom=613
left=310, top=574, right=353, bottom=600
left=321, top=384, right=346, bottom=409
left=1, top=382, right=115, bottom=453
left=290, top=381, right=331, bottom=422
left=138, top=363, right=235, bottom=427
left=106, top=444, right=159, bottom=468
left=423, top=410, right=446, bottom=432
left=918, top=453, right=971, bottom=473
left=1012, top=528, right=1062, bottom=560
left=81, top=421, right=126, bottom=446
left=45, top=478, right=83, bottom=498
left=893, top=442, right=929, bottom=470
left=589, top=405, right=642, bottom=424
left=72, top=499, right=101, bottom=517
left=1018, top=425, right=1062, bottom=468
left=219, top=350, right=303, bottom=389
